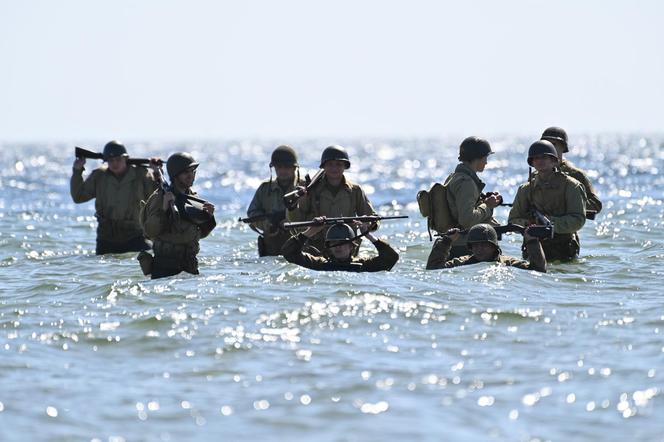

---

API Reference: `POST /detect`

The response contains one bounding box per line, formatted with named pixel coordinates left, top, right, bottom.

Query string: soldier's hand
left=73, top=157, right=86, bottom=170
left=484, top=193, right=500, bottom=209
left=358, top=222, right=376, bottom=234
left=523, top=226, right=538, bottom=242
left=202, top=202, right=215, bottom=215
left=149, top=158, right=163, bottom=172
left=444, top=228, right=462, bottom=242
left=162, top=191, right=175, bottom=211
left=311, top=216, right=326, bottom=225
left=304, top=223, right=326, bottom=238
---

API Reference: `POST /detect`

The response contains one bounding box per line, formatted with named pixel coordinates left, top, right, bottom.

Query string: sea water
left=0, top=135, right=662, bottom=441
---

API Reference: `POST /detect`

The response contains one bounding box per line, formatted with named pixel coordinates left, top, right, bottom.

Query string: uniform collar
left=269, top=177, right=297, bottom=192
left=322, top=175, right=352, bottom=192
left=531, top=168, right=565, bottom=188
left=455, top=163, right=485, bottom=189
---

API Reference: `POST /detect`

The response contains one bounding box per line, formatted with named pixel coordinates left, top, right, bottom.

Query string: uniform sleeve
left=246, top=184, right=272, bottom=232
left=524, top=239, right=546, bottom=273
left=199, top=216, right=217, bottom=239
left=70, top=168, right=98, bottom=203
left=571, top=170, right=602, bottom=214
left=508, top=185, right=531, bottom=227
left=354, top=186, right=380, bottom=231
left=143, top=168, right=159, bottom=199
left=426, top=236, right=453, bottom=270
left=282, top=233, right=325, bottom=270
left=450, top=178, right=493, bottom=228
left=360, top=239, right=399, bottom=272
left=142, top=190, right=169, bottom=239
left=549, top=181, right=586, bottom=234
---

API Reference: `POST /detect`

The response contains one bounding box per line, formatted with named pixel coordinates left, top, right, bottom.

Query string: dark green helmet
left=458, top=136, right=493, bottom=162
left=167, top=152, right=199, bottom=179
left=102, top=140, right=128, bottom=161
left=466, top=223, right=499, bottom=247
left=320, top=145, right=350, bottom=169
left=527, top=140, right=559, bottom=166
left=270, top=145, right=298, bottom=167
left=541, top=126, right=569, bottom=153
left=325, top=223, right=355, bottom=245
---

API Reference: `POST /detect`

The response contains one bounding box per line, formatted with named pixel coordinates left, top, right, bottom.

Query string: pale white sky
left=1, top=0, right=662, bottom=142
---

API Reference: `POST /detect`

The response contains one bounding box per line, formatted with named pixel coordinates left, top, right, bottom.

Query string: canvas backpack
left=416, top=175, right=457, bottom=240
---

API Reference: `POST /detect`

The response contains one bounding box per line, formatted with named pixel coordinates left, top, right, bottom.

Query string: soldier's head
left=466, top=224, right=501, bottom=261
left=458, top=137, right=493, bottom=172
left=527, top=140, right=559, bottom=172
left=325, top=223, right=356, bottom=260
left=541, top=126, right=569, bottom=158
left=320, top=145, right=350, bottom=183
left=270, top=145, right=298, bottom=182
left=103, top=140, right=128, bottom=175
left=167, top=152, right=199, bottom=190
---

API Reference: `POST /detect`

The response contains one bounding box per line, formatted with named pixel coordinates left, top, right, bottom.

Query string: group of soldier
left=70, top=126, right=602, bottom=278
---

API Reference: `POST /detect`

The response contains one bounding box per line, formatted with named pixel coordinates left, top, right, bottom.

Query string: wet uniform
left=282, top=233, right=398, bottom=272
left=508, top=170, right=586, bottom=261
left=560, top=159, right=602, bottom=214
left=426, top=235, right=546, bottom=272
left=71, top=164, right=158, bottom=254
left=287, top=176, right=378, bottom=252
left=142, top=189, right=216, bottom=279
left=247, top=177, right=306, bottom=256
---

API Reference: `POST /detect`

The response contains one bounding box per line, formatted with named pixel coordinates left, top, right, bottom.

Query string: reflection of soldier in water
left=246, top=145, right=306, bottom=256
left=426, top=224, right=546, bottom=272
left=141, top=152, right=216, bottom=279
left=70, top=140, right=158, bottom=255
left=282, top=218, right=398, bottom=272
left=509, top=141, right=586, bottom=262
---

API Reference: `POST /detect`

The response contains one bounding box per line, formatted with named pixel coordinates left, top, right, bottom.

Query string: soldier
left=287, top=145, right=378, bottom=253
left=141, top=152, right=216, bottom=279
left=508, top=140, right=586, bottom=261
left=428, top=136, right=502, bottom=260
left=71, top=140, right=158, bottom=255
left=282, top=218, right=399, bottom=272
left=245, top=145, right=306, bottom=256
left=541, top=126, right=602, bottom=214
left=426, top=224, right=546, bottom=272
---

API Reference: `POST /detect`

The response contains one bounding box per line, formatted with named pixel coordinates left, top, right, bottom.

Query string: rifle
left=531, top=208, right=555, bottom=239
left=283, top=215, right=408, bottom=229
left=282, top=169, right=325, bottom=209
left=151, top=166, right=179, bottom=221
left=238, top=210, right=286, bottom=226
left=75, top=146, right=163, bottom=167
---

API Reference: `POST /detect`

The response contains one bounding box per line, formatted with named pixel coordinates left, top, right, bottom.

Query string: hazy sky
left=1, top=0, right=662, bottom=142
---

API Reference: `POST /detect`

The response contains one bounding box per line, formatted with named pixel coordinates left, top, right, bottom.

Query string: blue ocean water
left=0, top=135, right=663, bottom=441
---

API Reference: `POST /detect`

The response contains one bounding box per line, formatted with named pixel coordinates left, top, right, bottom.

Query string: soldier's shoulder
left=561, top=172, right=584, bottom=190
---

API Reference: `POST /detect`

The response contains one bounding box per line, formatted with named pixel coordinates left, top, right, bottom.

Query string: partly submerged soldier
left=541, top=126, right=602, bottom=214
left=428, top=136, right=502, bottom=259
left=426, top=224, right=546, bottom=272
left=141, top=152, right=216, bottom=279
left=245, top=145, right=306, bottom=256
left=71, top=140, right=158, bottom=255
left=287, top=145, right=378, bottom=253
left=508, top=140, right=586, bottom=261
left=282, top=218, right=398, bottom=272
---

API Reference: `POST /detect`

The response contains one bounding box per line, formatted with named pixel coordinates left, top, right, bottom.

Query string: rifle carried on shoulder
left=75, top=146, right=163, bottom=167
left=283, top=215, right=408, bottom=229
left=283, top=169, right=325, bottom=209
left=239, top=210, right=286, bottom=226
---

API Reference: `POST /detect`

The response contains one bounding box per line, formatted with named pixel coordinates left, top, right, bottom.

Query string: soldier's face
left=329, top=242, right=353, bottom=260
left=551, top=140, right=565, bottom=159
left=274, top=165, right=296, bottom=181
left=470, top=242, right=497, bottom=261
left=530, top=155, right=557, bottom=173
left=175, top=167, right=197, bottom=189
left=107, top=156, right=128, bottom=175
left=324, top=160, right=347, bottom=181
left=471, top=155, right=488, bottom=172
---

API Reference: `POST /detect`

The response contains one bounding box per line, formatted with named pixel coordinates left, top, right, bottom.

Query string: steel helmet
left=270, top=145, right=298, bottom=167
left=102, top=140, right=128, bottom=161
left=325, top=223, right=356, bottom=245
left=541, top=126, right=569, bottom=153
left=458, top=136, right=493, bottom=162
left=320, top=145, right=351, bottom=169
left=527, top=140, right=559, bottom=166
left=167, top=152, right=199, bottom=179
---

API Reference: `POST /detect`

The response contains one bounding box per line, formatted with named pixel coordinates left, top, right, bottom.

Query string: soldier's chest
left=317, top=190, right=353, bottom=214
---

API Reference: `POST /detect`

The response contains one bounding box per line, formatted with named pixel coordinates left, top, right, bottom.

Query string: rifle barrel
left=283, top=215, right=407, bottom=229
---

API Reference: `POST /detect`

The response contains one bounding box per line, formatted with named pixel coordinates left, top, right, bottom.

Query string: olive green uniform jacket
left=282, top=233, right=399, bottom=272
left=247, top=177, right=306, bottom=256
left=508, top=170, right=586, bottom=261
left=444, top=163, right=497, bottom=255
left=71, top=165, right=157, bottom=246
left=142, top=189, right=216, bottom=279
left=287, top=175, right=378, bottom=252
left=426, top=235, right=546, bottom=272
left=560, top=159, right=602, bottom=214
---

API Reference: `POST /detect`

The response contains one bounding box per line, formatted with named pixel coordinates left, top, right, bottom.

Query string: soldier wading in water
left=426, top=223, right=547, bottom=272
left=245, top=145, right=306, bottom=256
left=71, top=140, right=159, bottom=255
left=508, top=140, right=586, bottom=261
left=140, top=152, right=216, bottom=279
left=282, top=218, right=399, bottom=272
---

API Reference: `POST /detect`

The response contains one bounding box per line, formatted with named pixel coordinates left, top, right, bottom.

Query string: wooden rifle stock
left=75, top=146, right=163, bottom=166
